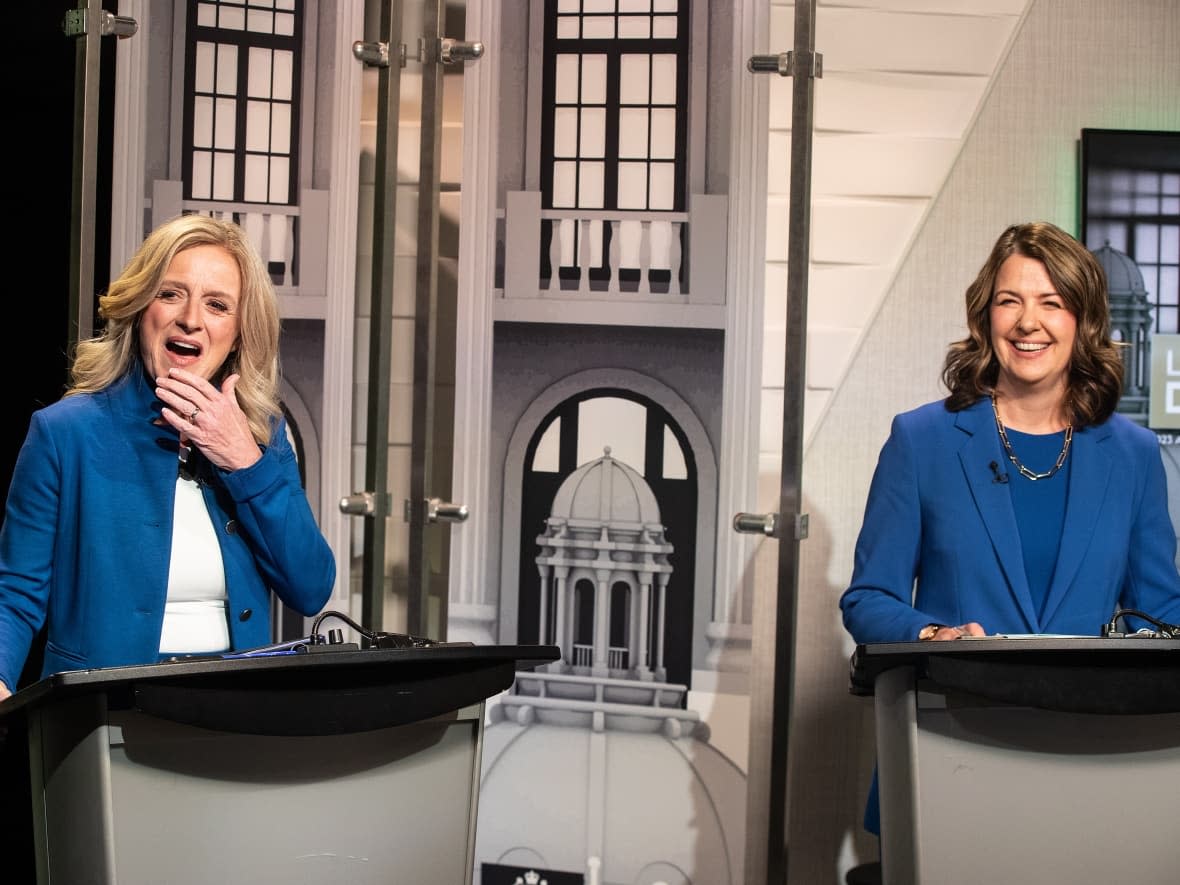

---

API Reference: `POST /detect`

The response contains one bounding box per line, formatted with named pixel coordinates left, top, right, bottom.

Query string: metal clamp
left=339, top=492, right=377, bottom=517
left=353, top=40, right=407, bottom=69
left=426, top=498, right=469, bottom=524
left=733, top=512, right=780, bottom=538
left=732, top=511, right=809, bottom=540
left=439, top=37, right=484, bottom=65
left=747, top=50, right=823, bottom=79
left=63, top=9, right=138, bottom=39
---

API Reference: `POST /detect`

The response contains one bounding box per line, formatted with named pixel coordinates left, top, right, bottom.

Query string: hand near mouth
left=155, top=368, right=262, bottom=471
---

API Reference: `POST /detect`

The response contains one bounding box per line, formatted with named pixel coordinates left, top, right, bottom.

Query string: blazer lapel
left=956, top=402, right=1039, bottom=630
left=1039, top=423, right=1113, bottom=625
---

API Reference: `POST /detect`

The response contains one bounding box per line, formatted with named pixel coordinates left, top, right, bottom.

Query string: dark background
left=3, top=3, right=115, bottom=508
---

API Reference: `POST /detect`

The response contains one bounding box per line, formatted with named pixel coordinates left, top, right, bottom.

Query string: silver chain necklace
left=990, top=394, right=1073, bottom=481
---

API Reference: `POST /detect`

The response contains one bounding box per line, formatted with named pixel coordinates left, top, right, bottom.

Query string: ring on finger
left=189, top=406, right=200, bottom=421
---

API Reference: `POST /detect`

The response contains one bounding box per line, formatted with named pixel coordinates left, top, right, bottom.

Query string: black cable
left=1103, top=608, right=1180, bottom=638
left=309, top=609, right=376, bottom=643
left=308, top=610, right=438, bottom=649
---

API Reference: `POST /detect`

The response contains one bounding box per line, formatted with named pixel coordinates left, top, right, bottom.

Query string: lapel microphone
left=989, top=460, right=1009, bottom=484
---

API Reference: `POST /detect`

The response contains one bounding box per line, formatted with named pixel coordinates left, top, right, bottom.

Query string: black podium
left=0, top=644, right=558, bottom=885
left=851, top=637, right=1180, bottom=885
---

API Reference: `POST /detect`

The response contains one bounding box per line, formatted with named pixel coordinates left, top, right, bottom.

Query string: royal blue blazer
left=0, top=366, right=335, bottom=690
left=841, top=397, right=1180, bottom=643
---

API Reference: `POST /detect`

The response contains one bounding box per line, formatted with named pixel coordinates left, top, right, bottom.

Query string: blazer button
left=239, top=609, right=252, bottom=622
left=225, top=519, right=238, bottom=534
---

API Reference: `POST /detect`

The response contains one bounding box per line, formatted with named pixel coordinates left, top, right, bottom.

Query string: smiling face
left=989, top=253, right=1077, bottom=399
left=138, top=243, right=242, bottom=381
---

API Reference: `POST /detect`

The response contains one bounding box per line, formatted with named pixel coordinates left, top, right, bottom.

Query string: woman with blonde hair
left=0, top=214, right=335, bottom=701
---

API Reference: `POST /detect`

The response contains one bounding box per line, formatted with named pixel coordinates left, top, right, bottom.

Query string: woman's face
left=989, top=253, right=1077, bottom=399
left=138, top=244, right=242, bottom=381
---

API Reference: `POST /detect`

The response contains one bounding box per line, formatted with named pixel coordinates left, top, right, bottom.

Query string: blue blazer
left=0, top=366, right=335, bottom=689
left=841, top=398, right=1180, bottom=643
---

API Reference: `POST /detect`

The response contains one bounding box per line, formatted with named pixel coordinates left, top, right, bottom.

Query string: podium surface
left=0, top=644, right=559, bottom=885
left=852, top=637, right=1180, bottom=885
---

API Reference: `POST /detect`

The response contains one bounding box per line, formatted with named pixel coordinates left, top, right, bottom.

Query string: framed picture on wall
left=1079, top=128, right=1180, bottom=435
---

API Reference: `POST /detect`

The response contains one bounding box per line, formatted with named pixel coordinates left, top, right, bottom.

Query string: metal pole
left=742, top=2, right=820, bottom=881
left=67, top=0, right=104, bottom=348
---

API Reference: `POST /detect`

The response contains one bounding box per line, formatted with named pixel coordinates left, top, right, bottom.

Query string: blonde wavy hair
left=66, top=214, right=282, bottom=445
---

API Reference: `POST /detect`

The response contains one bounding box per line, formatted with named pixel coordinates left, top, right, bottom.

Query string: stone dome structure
left=1092, top=241, right=1152, bottom=424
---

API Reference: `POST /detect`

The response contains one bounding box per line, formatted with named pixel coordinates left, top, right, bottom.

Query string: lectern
left=851, top=637, right=1180, bottom=885
left=0, top=644, right=558, bottom=885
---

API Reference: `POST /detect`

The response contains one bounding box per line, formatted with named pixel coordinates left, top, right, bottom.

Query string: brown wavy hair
left=941, top=221, right=1123, bottom=426
left=65, top=214, right=282, bottom=445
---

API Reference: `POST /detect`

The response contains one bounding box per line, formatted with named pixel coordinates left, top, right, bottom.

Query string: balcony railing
left=151, top=179, right=329, bottom=303
left=499, top=190, right=728, bottom=324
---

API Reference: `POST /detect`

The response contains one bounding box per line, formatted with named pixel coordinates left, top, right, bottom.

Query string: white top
left=159, top=475, right=230, bottom=655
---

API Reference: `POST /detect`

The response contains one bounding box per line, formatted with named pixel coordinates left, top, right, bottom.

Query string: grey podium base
left=30, top=694, right=485, bottom=885
left=875, top=665, right=1180, bottom=885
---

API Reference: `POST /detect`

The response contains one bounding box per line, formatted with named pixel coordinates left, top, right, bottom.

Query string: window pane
left=216, top=44, right=239, bottom=95
left=214, top=97, right=237, bottom=149
left=191, top=151, right=213, bottom=198
left=197, top=3, right=217, bottom=28
left=651, top=54, right=677, bottom=103
left=194, top=42, right=215, bottom=93
left=581, top=55, right=607, bottom=104
left=246, top=99, right=271, bottom=151
left=583, top=17, right=614, bottom=39
left=556, top=16, right=580, bottom=39
left=269, top=155, right=289, bottom=203
left=577, top=398, right=646, bottom=472
left=219, top=5, right=245, bottom=30
left=553, top=161, right=577, bottom=207
left=244, top=154, right=268, bottom=201
left=193, top=96, right=214, bottom=147
left=580, top=107, right=606, bottom=157
left=650, top=108, right=675, bottom=158
left=248, top=47, right=272, bottom=98
left=617, top=163, right=647, bottom=209
left=618, top=108, right=649, bottom=158
left=1136, top=224, right=1160, bottom=263
left=578, top=161, right=604, bottom=208
left=650, top=162, right=674, bottom=209
left=273, top=49, right=294, bottom=101
left=532, top=418, right=561, bottom=473
left=247, top=8, right=274, bottom=34
left=554, top=108, right=578, bottom=156
left=618, top=16, right=651, bottom=39
left=555, top=55, right=579, bottom=104
left=653, top=14, right=678, bottom=38
left=213, top=151, right=236, bottom=200
left=1162, top=225, right=1179, bottom=263
left=1160, top=267, right=1178, bottom=305
left=275, top=11, right=295, bottom=37
left=271, top=102, right=291, bottom=154
left=663, top=425, right=687, bottom=479
left=619, top=55, right=650, bottom=104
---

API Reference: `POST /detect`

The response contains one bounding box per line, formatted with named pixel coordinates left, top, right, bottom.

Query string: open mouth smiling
left=166, top=339, right=202, bottom=357
left=1012, top=341, right=1048, bottom=352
